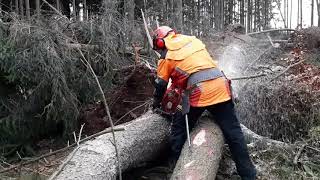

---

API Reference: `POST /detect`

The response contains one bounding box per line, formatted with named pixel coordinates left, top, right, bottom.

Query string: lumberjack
left=151, top=26, right=257, bottom=180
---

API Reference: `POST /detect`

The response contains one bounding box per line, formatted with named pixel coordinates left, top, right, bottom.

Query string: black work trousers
left=169, top=100, right=256, bottom=180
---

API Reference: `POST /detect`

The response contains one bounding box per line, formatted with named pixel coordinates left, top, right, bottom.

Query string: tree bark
left=56, top=0, right=60, bottom=12
left=72, top=0, right=76, bottom=19
left=83, top=0, right=87, bottom=20
left=36, top=0, right=40, bottom=17
left=25, top=0, right=30, bottom=20
left=317, top=0, right=320, bottom=26
left=247, top=0, right=252, bottom=32
left=15, top=0, right=19, bottom=15
left=19, top=0, right=24, bottom=17
left=300, top=0, right=303, bottom=27
left=312, top=0, right=314, bottom=26
left=240, top=0, right=245, bottom=25
left=170, top=117, right=224, bottom=180
left=124, top=0, right=135, bottom=45
left=173, top=0, right=183, bottom=31
left=53, top=112, right=171, bottom=180
left=290, top=0, right=292, bottom=28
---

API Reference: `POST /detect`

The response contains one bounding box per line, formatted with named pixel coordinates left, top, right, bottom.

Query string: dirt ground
left=78, top=64, right=156, bottom=135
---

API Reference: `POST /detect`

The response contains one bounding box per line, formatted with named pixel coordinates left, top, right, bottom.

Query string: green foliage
left=0, top=16, right=122, bottom=149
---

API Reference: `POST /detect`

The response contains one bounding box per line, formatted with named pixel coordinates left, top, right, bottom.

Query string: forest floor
left=1, top=28, right=320, bottom=180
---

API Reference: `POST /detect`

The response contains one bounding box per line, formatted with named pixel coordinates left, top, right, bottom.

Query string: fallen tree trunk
left=53, top=111, right=171, bottom=180
left=171, top=117, right=224, bottom=180
left=241, top=124, right=293, bottom=151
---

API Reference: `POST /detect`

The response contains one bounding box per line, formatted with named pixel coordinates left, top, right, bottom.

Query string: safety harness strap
left=181, top=67, right=224, bottom=115
left=187, top=68, right=224, bottom=87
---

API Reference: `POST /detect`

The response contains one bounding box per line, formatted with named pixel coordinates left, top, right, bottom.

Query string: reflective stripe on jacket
left=156, top=34, right=231, bottom=107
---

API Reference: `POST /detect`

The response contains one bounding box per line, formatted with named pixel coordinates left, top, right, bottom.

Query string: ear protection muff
left=152, top=29, right=176, bottom=50
left=153, top=38, right=165, bottom=50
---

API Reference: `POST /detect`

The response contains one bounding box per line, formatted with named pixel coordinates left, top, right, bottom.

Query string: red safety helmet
left=153, top=26, right=175, bottom=50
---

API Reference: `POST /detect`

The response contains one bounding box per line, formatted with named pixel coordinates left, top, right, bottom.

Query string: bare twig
left=41, top=0, right=65, bottom=18
left=293, top=144, right=306, bottom=165
left=230, top=73, right=267, bottom=81
left=77, top=48, right=122, bottom=180
left=141, top=9, right=160, bottom=58
left=247, top=28, right=296, bottom=36
left=306, top=146, right=320, bottom=153
left=268, top=60, right=305, bottom=83
left=0, top=127, right=124, bottom=174
left=115, top=100, right=151, bottom=125
left=77, top=124, right=85, bottom=146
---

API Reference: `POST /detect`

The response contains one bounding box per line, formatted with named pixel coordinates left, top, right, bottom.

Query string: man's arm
left=153, top=59, right=173, bottom=109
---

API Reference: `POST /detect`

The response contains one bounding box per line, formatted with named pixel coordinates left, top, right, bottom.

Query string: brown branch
left=0, top=127, right=124, bottom=174
left=114, top=100, right=151, bottom=125
left=268, top=60, right=305, bottom=83
left=293, top=144, right=306, bottom=165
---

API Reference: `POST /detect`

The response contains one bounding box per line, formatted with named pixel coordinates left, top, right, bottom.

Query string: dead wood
left=240, top=124, right=293, bottom=151
left=247, top=29, right=296, bottom=36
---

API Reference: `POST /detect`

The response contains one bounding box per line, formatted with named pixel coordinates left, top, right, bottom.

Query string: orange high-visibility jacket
left=156, top=34, right=231, bottom=107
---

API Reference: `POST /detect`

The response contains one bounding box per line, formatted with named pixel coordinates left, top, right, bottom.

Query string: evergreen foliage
left=0, top=16, right=121, bottom=147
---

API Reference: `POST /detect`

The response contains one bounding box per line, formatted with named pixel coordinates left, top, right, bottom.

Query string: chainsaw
left=158, top=84, right=192, bottom=147
left=160, top=84, right=183, bottom=115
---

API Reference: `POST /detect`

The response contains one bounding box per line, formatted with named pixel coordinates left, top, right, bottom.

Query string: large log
left=171, top=116, right=225, bottom=180
left=53, top=111, right=171, bottom=180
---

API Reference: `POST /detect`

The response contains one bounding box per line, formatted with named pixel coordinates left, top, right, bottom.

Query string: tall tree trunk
left=56, top=0, right=60, bottom=12
left=0, top=0, right=2, bottom=17
left=300, top=0, right=303, bottom=27
left=174, top=0, right=183, bottom=31
left=210, top=0, right=214, bottom=28
left=290, top=0, right=292, bottom=28
left=256, top=0, right=260, bottom=31
left=15, top=0, right=19, bottom=15
left=221, top=0, right=225, bottom=30
left=36, top=0, right=40, bottom=17
left=72, top=0, right=76, bottom=19
left=240, top=0, right=245, bottom=25
left=312, top=0, right=314, bottom=26
left=19, top=0, right=24, bottom=17
left=83, top=0, right=87, bottom=20
left=284, top=0, right=286, bottom=28
left=317, top=0, right=320, bottom=26
left=227, top=0, right=233, bottom=25
left=297, top=0, right=300, bottom=27
left=247, top=0, right=252, bottom=32
left=214, top=0, right=219, bottom=30
left=25, top=0, right=30, bottom=20
left=124, top=0, right=135, bottom=45
left=286, top=0, right=289, bottom=28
